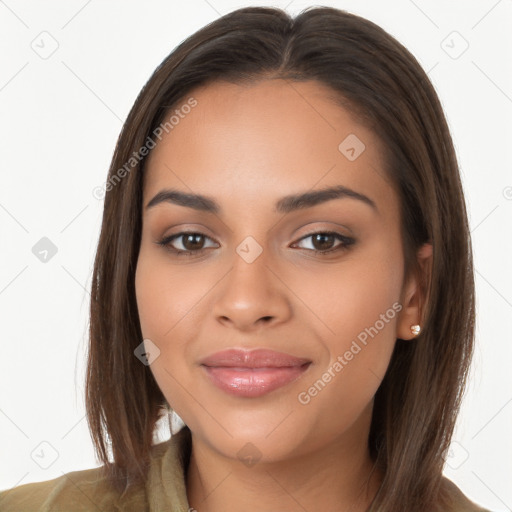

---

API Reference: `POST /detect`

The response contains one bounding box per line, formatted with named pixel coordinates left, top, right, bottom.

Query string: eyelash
left=156, top=231, right=355, bottom=258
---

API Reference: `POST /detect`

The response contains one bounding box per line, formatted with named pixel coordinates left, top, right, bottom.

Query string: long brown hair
left=86, top=6, right=475, bottom=510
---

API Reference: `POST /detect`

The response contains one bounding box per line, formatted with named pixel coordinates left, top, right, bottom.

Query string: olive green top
left=0, top=426, right=492, bottom=511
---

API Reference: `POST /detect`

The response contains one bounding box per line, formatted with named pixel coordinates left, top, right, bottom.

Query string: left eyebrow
left=145, top=184, right=378, bottom=215
left=275, top=185, right=378, bottom=214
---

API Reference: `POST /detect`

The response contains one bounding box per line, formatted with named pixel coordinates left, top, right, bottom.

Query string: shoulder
left=0, top=428, right=190, bottom=512
left=439, top=475, right=493, bottom=512
left=0, top=466, right=131, bottom=512
left=0, top=440, right=175, bottom=512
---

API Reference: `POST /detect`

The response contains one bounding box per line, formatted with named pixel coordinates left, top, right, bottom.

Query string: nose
left=211, top=246, right=293, bottom=332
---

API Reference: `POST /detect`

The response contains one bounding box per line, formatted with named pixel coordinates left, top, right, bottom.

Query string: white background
left=0, top=1, right=511, bottom=511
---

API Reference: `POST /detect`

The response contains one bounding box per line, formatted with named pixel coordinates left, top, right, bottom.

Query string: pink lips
left=200, top=348, right=311, bottom=398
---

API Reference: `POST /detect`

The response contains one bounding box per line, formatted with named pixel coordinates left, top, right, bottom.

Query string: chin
left=191, top=411, right=310, bottom=461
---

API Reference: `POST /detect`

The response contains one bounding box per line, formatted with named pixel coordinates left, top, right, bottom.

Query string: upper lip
left=200, top=348, right=311, bottom=368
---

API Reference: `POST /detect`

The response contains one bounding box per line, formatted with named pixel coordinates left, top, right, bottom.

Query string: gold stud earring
left=410, top=324, right=421, bottom=336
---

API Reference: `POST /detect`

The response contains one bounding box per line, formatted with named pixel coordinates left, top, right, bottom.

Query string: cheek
left=135, top=252, right=199, bottom=419
left=135, top=259, right=167, bottom=341
left=294, top=244, right=402, bottom=416
left=134, top=248, right=211, bottom=388
left=135, top=248, right=204, bottom=341
left=296, top=297, right=399, bottom=438
left=296, top=239, right=403, bottom=344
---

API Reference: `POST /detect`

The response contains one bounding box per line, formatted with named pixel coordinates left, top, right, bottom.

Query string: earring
left=410, top=324, right=421, bottom=336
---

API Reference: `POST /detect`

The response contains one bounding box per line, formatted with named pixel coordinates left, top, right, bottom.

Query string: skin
left=135, top=78, right=433, bottom=512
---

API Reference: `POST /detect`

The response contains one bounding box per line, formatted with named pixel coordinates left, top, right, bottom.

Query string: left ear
left=396, top=242, right=433, bottom=341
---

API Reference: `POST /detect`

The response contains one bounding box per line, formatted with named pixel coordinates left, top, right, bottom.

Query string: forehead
left=142, top=79, right=396, bottom=218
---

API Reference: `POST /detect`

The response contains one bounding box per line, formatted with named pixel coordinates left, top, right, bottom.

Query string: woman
left=0, top=5, right=493, bottom=511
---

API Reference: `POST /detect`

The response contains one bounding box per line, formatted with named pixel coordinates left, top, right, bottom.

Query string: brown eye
left=293, top=231, right=355, bottom=255
left=311, top=233, right=336, bottom=251
left=181, top=233, right=206, bottom=251
left=157, top=232, right=218, bottom=256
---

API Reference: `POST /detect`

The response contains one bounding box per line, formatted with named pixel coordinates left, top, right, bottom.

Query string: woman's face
left=135, top=79, right=426, bottom=462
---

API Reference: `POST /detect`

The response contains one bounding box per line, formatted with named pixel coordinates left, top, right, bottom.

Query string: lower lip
left=202, top=364, right=311, bottom=398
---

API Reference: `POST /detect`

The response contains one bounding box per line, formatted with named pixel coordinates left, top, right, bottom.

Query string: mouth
left=200, top=348, right=312, bottom=398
